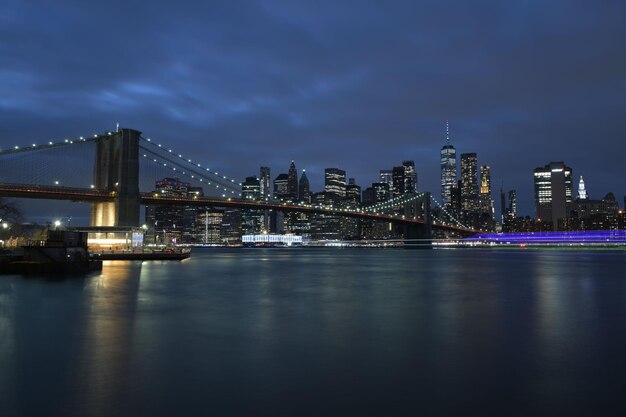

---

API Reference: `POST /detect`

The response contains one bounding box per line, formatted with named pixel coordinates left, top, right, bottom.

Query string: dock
left=91, top=248, right=191, bottom=261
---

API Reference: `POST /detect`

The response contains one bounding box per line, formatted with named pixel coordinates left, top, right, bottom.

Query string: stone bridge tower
left=90, top=128, right=141, bottom=227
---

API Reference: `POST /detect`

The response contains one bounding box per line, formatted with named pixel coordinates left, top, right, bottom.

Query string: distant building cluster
left=524, top=163, right=622, bottom=232
left=437, top=122, right=496, bottom=233
left=438, top=124, right=623, bottom=234
left=145, top=157, right=427, bottom=244
left=144, top=122, right=624, bottom=245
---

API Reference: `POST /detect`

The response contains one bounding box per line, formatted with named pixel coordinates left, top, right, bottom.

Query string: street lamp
left=54, top=220, right=61, bottom=228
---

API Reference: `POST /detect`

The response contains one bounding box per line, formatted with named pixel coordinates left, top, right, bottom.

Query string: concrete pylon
left=90, top=128, right=141, bottom=227
left=401, top=192, right=432, bottom=247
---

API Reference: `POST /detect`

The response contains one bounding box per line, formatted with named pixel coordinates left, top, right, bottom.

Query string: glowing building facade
left=533, top=162, right=573, bottom=230
left=440, top=122, right=457, bottom=207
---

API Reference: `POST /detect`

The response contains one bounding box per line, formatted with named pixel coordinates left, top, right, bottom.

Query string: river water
left=1, top=248, right=626, bottom=416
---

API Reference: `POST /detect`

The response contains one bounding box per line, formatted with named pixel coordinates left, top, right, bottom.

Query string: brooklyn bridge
left=0, top=128, right=479, bottom=240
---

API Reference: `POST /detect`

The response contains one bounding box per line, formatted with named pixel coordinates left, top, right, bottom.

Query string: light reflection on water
left=1, top=248, right=626, bottom=417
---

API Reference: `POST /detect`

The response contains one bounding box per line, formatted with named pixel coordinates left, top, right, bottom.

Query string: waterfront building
left=145, top=178, right=202, bottom=245
left=310, top=192, right=341, bottom=240
left=325, top=168, right=346, bottom=199
left=195, top=209, right=223, bottom=244
left=241, top=177, right=262, bottom=235
left=242, top=234, right=303, bottom=246
left=460, top=153, right=479, bottom=211
left=440, top=122, right=457, bottom=207
left=220, top=208, right=242, bottom=245
left=571, top=192, right=620, bottom=230
left=533, top=161, right=573, bottom=230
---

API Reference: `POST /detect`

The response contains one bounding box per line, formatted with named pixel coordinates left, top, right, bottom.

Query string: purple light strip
left=466, top=230, right=626, bottom=243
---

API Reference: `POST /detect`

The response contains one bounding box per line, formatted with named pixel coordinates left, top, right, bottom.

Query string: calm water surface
left=1, top=248, right=626, bottom=417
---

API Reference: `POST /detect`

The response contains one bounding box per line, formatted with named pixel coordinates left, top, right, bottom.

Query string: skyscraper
left=508, top=190, right=517, bottom=218
left=379, top=169, right=394, bottom=198
left=325, top=168, right=346, bottom=198
left=392, top=165, right=405, bottom=197
left=273, top=173, right=290, bottom=200
left=242, top=176, right=261, bottom=200
left=578, top=176, right=587, bottom=200
left=346, top=178, right=361, bottom=205
left=372, top=182, right=389, bottom=203
left=241, top=177, right=262, bottom=234
left=460, top=153, right=478, bottom=211
left=533, top=161, right=573, bottom=230
left=479, top=165, right=493, bottom=218
left=259, top=166, right=271, bottom=232
left=298, top=169, right=310, bottom=203
left=287, top=161, right=298, bottom=201
left=260, top=166, right=271, bottom=199
left=440, top=121, right=457, bottom=207
left=145, top=178, right=201, bottom=245
left=402, top=160, right=417, bottom=193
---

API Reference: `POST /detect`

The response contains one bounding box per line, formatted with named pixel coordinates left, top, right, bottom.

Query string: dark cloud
left=1, top=0, right=625, bottom=220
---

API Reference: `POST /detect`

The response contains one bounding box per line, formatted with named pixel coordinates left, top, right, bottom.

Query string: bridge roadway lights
left=90, top=128, right=141, bottom=227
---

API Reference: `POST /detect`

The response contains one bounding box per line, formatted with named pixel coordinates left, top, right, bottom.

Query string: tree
left=0, top=198, right=22, bottom=224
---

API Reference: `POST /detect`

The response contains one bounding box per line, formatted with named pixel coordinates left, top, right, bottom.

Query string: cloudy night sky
left=1, top=0, right=625, bottom=220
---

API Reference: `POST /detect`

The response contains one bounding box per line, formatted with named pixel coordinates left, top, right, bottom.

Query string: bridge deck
left=0, top=183, right=477, bottom=233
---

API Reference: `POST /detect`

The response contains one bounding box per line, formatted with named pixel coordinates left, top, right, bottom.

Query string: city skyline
left=1, top=1, right=625, bottom=218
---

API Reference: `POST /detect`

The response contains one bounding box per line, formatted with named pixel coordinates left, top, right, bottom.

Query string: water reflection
left=72, top=261, right=143, bottom=417
left=1, top=249, right=626, bottom=416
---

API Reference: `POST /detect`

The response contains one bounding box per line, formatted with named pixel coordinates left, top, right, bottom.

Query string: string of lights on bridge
left=361, top=192, right=473, bottom=231
left=140, top=152, right=242, bottom=198
left=0, top=134, right=99, bottom=155
left=428, top=195, right=473, bottom=231
left=140, top=136, right=243, bottom=190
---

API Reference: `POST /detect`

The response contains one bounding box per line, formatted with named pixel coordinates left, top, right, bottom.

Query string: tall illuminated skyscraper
left=402, top=160, right=417, bottom=193
left=460, top=153, right=478, bottom=211
left=259, top=166, right=271, bottom=232
left=480, top=165, right=493, bottom=218
left=260, top=166, right=271, bottom=199
left=578, top=176, right=587, bottom=200
left=325, top=168, right=346, bottom=198
left=440, top=121, right=457, bottom=207
left=533, top=161, right=573, bottom=230
left=508, top=190, right=517, bottom=218
left=379, top=170, right=393, bottom=198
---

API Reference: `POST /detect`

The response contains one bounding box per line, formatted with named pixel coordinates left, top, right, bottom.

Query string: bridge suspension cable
left=139, top=136, right=242, bottom=194
left=0, top=135, right=98, bottom=156
left=362, top=192, right=427, bottom=214
left=428, top=195, right=472, bottom=230
left=139, top=149, right=242, bottom=197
